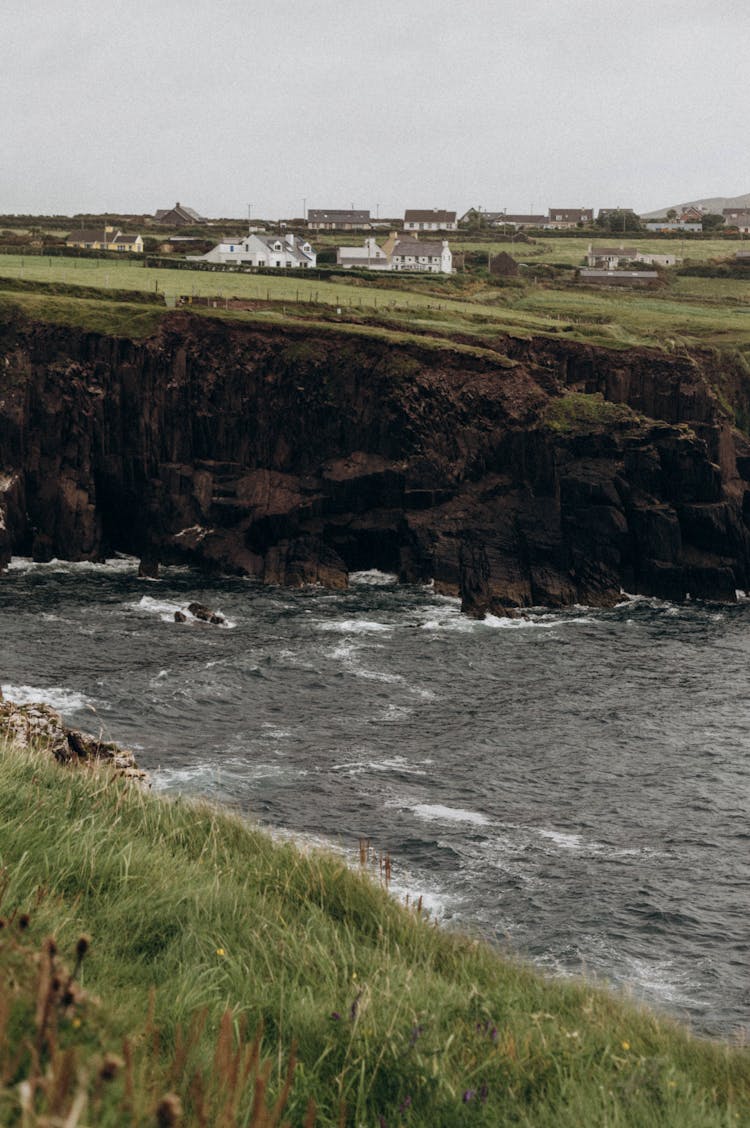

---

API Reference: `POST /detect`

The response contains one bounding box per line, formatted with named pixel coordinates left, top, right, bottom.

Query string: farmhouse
left=307, top=209, right=370, bottom=231
left=65, top=227, right=143, bottom=253
left=645, top=221, right=702, bottom=233
left=389, top=237, right=452, bottom=274
left=336, top=237, right=390, bottom=270
left=154, top=202, right=207, bottom=226
left=403, top=209, right=457, bottom=232
left=189, top=233, right=316, bottom=268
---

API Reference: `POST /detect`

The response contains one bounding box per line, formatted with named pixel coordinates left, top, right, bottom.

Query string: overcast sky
left=2, top=0, right=748, bottom=219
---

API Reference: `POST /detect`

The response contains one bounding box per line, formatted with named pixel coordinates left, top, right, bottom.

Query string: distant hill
left=643, top=191, right=750, bottom=219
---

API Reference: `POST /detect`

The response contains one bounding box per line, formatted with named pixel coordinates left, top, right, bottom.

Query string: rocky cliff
left=2, top=310, right=750, bottom=614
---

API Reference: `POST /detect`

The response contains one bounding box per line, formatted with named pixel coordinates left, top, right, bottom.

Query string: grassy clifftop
left=1, top=742, right=748, bottom=1126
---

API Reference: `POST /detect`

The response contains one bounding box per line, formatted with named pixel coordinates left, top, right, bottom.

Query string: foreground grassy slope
left=1, top=743, right=748, bottom=1126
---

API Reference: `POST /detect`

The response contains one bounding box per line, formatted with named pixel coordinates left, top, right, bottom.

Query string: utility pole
left=247, top=204, right=252, bottom=235
left=302, top=197, right=307, bottom=222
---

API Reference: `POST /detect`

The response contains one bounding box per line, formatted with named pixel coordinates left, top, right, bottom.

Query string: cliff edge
left=2, top=311, right=750, bottom=613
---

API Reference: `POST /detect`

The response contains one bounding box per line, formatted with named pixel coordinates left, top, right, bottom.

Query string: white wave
left=332, top=754, right=427, bottom=777
left=420, top=609, right=596, bottom=632
left=538, top=828, right=584, bottom=850
left=8, top=554, right=138, bottom=574
left=1, top=683, right=93, bottom=713
left=318, top=619, right=393, bottom=633
left=405, top=802, right=492, bottom=827
left=349, top=570, right=398, bottom=586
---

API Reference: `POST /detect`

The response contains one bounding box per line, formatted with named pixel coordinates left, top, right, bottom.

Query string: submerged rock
left=0, top=698, right=148, bottom=783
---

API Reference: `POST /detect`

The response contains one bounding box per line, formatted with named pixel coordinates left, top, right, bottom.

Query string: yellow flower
left=216, top=948, right=225, bottom=956
left=72, top=1017, right=82, bottom=1029
left=621, top=1041, right=630, bottom=1051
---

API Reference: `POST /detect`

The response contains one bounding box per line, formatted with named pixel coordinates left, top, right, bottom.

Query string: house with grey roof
left=723, top=209, right=750, bottom=234
left=154, top=202, right=207, bottom=226
left=389, top=236, right=452, bottom=274
left=307, top=209, right=370, bottom=231
left=188, top=233, right=316, bottom=268
left=404, top=209, right=457, bottom=232
left=546, top=208, right=594, bottom=229
left=336, top=237, right=390, bottom=270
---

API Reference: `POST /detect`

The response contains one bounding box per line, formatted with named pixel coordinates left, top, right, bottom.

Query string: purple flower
left=330, top=1012, right=341, bottom=1021
left=479, top=1083, right=489, bottom=1103
left=490, top=1026, right=498, bottom=1043
left=462, top=1089, right=476, bottom=1103
left=398, top=1095, right=412, bottom=1113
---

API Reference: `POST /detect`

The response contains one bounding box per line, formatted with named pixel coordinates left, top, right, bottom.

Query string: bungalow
left=545, top=208, right=594, bottom=229
left=65, top=226, right=144, bottom=253
left=403, top=209, right=457, bottom=232
left=154, top=202, right=207, bottom=226
left=587, top=244, right=680, bottom=268
left=307, top=209, right=370, bottom=231
left=644, top=221, right=702, bottom=233
left=489, top=213, right=546, bottom=229
left=189, top=233, right=316, bottom=268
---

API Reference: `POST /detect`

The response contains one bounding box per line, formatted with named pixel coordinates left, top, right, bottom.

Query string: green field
left=0, top=253, right=748, bottom=356
left=1, top=740, right=749, bottom=1127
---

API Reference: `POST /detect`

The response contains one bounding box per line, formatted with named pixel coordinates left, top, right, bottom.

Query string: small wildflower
left=398, top=1095, right=412, bottom=1113
left=463, top=1089, right=476, bottom=1103
left=621, top=1041, right=630, bottom=1051
left=409, top=1024, right=423, bottom=1046
left=215, top=948, right=225, bottom=956
left=71, top=1017, right=82, bottom=1029
left=490, top=1025, right=498, bottom=1042
left=352, top=971, right=358, bottom=981
left=479, top=1083, right=489, bottom=1104
left=330, top=1012, right=341, bottom=1021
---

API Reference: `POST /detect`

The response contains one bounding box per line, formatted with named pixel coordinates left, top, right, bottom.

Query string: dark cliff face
left=1, top=311, right=750, bottom=613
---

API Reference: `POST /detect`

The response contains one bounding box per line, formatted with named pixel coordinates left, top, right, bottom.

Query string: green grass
left=544, top=392, right=643, bottom=433
left=0, top=253, right=749, bottom=358
left=1, top=741, right=749, bottom=1126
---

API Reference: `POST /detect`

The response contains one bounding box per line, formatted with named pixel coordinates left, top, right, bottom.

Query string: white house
left=587, top=244, right=681, bottom=268
left=403, top=209, right=457, bottom=232
left=189, top=233, right=316, bottom=268
left=389, top=237, right=452, bottom=274
left=337, top=237, right=391, bottom=270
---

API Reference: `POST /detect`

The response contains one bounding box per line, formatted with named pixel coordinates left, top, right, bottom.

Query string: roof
left=113, top=233, right=140, bottom=244
left=580, top=269, right=658, bottom=279
left=307, top=209, right=370, bottom=223
left=392, top=239, right=446, bottom=257
left=155, top=203, right=207, bottom=223
left=404, top=209, right=456, bottom=223
left=548, top=208, right=593, bottom=220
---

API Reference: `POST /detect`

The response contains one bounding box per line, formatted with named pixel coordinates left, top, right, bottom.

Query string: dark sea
left=2, top=558, right=748, bottom=1039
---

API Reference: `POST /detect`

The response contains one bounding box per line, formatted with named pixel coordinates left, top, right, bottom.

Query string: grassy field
left=0, top=253, right=748, bottom=357
left=453, top=235, right=750, bottom=265
left=1, top=740, right=749, bottom=1127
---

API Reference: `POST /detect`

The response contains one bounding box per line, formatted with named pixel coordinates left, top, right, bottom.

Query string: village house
left=154, top=202, right=207, bottom=226
left=307, top=209, right=370, bottom=231
left=458, top=209, right=546, bottom=229
left=336, top=234, right=453, bottom=274
left=723, top=209, right=750, bottom=234
left=403, top=209, right=457, bottom=232
left=587, top=244, right=680, bottom=268
left=645, top=220, right=702, bottom=233
left=188, top=232, right=316, bottom=268
left=336, top=237, right=390, bottom=270
left=389, top=236, right=452, bottom=274
left=545, top=208, right=594, bottom=229
left=65, top=226, right=144, bottom=253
